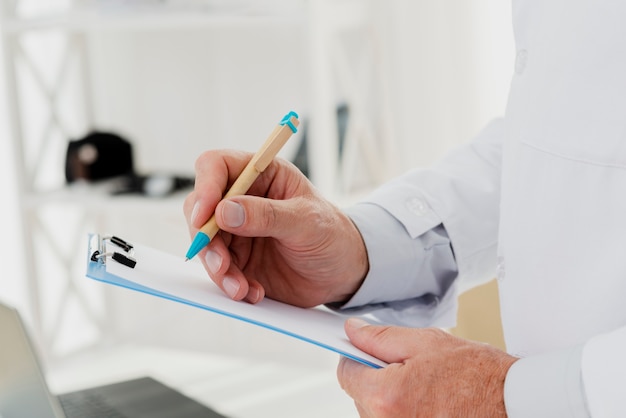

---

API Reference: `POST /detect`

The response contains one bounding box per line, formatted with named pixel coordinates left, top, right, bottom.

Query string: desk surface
left=46, top=344, right=359, bottom=418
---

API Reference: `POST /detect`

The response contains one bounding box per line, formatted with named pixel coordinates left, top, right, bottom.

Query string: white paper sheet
left=86, top=235, right=387, bottom=368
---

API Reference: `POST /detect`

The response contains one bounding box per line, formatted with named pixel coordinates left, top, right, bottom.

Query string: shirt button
left=515, top=49, right=528, bottom=75
left=496, top=256, right=506, bottom=282
left=406, top=197, right=431, bottom=216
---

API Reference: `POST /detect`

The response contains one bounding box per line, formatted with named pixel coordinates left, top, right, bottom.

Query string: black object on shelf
left=66, top=131, right=134, bottom=183
left=65, top=130, right=194, bottom=197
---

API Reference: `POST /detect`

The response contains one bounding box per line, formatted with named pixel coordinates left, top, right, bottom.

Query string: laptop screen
left=0, top=302, right=65, bottom=418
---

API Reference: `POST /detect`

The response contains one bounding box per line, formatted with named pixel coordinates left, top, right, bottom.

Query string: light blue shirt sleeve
left=331, top=202, right=459, bottom=328
left=505, top=345, right=590, bottom=418
left=329, top=119, right=506, bottom=328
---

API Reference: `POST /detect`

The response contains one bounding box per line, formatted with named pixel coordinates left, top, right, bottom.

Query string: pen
left=185, top=111, right=300, bottom=261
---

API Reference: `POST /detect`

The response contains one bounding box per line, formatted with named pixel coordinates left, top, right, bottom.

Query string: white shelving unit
left=1, top=0, right=396, bottom=362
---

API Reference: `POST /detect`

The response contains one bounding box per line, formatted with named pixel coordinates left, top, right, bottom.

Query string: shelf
left=1, top=4, right=305, bottom=33
left=22, top=184, right=190, bottom=213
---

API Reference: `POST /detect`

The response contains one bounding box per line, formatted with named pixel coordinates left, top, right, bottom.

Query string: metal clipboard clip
left=89, top=234, right=137, bottom=269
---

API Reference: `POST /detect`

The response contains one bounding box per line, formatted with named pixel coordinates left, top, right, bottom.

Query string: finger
left=197, top=233, right=265, bottom=303
left=183, top=190, right=206, bottom=234
left=337, top=356, right=381, bottom=403
left=344, top=318, right=415, bottom=364
left=219, top=260, right=251, bottom=301
left=220, top=262, right=267, bottom=304
left=215, top=194, right=320, bottom=241
left=243, top=277, right=266, bottom=304
left=199, top=234, right=230, bottom=277
left=183, top=190, right=195, bottom=226
left=191, top=150, right=254, bottom=228
left=194, top=234, right=245, bottom=301
left=225, top=235, right=265, bottom=303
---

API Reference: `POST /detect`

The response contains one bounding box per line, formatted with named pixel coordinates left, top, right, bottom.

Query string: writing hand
left=183, top=149, right=368, bottom=306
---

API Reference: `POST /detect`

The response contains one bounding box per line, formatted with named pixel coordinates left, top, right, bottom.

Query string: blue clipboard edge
left=86, top=234, right=382, bottom=369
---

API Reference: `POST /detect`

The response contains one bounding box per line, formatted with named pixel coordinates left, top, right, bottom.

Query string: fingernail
left=246, top=287, right=260, bottom=304
left=347, top=318, right=370, bottom=329
left=204, top=250, right=222, bottom=275
left=222, top=276, right=240, bottom=299
left=222, top=200, right=245, bottom=228
left=191, top=201, right=200, bottom=226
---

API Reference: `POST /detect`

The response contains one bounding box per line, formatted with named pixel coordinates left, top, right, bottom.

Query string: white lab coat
left=503, top=1, right=626, bottom=415
left=344, top=0, right=626, bottom=416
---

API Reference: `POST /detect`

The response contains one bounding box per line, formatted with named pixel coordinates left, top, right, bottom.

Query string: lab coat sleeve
left=504, top=345, right=590, bottom=418
left=581, top=326, right=626, bottom=417
left=506, top=326, right=626, bottom=418
left=333, top=118, right=505, bottom=327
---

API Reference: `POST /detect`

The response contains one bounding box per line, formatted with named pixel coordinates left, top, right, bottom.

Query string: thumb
left=345, top=318, right=414, bottom=364
left=215, top=195, right=306, bottom=240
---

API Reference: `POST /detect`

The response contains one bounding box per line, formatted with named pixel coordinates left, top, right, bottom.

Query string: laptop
left=0, top=301, right=228, bottom=418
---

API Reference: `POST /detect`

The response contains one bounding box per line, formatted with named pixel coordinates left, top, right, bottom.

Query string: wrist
left=486, top=351, right=519, bottom=417
left=331, top=211, right=369, bottom=304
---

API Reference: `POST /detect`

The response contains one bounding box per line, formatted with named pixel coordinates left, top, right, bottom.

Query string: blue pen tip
left=185, top=232, right=211, bottom=260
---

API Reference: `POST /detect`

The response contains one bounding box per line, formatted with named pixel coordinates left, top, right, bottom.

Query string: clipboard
left=85, top=233, right=386, bottom=369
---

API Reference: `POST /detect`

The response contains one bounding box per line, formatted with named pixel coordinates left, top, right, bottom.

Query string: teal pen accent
left=280, top=111, right=299, bottom=133
left=185, top=232, right=210, bottom=261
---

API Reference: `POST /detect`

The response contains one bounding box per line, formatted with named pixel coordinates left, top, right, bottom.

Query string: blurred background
left=0, top=0, right=512, bottom=414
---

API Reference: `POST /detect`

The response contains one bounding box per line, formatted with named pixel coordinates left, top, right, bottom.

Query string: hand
left=183, top=149, right=369, bottom=306
left=337, top=318, right=518, bottom=418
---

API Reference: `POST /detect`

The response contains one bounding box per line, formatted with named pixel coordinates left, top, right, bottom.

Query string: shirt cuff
left=504, top=344, right=590, bottom=418
left=325, top=202, right=458, bottom=328
left=341, top=201, right=444, bottom=308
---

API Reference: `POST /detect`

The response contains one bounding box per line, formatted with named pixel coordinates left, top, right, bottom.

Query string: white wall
left=387, top=0, right=513, bottom=170
left=0, top=0, right=514, bottom=363
left=87, top=23, right=308, bottom=176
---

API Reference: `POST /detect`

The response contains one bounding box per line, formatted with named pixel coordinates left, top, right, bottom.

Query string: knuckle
left=371, top=325, right=395, bottom=343
left=194, top=150, right=213, bottom=171
left=422, top=327, right=447, bottom=341
left=368, top=389, right=403, bottom=417
left=183, top=191, right=195, bottom=213
left=260, top=201, right=277, bottom=230
left=309, top=201, right=333, bottom=228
